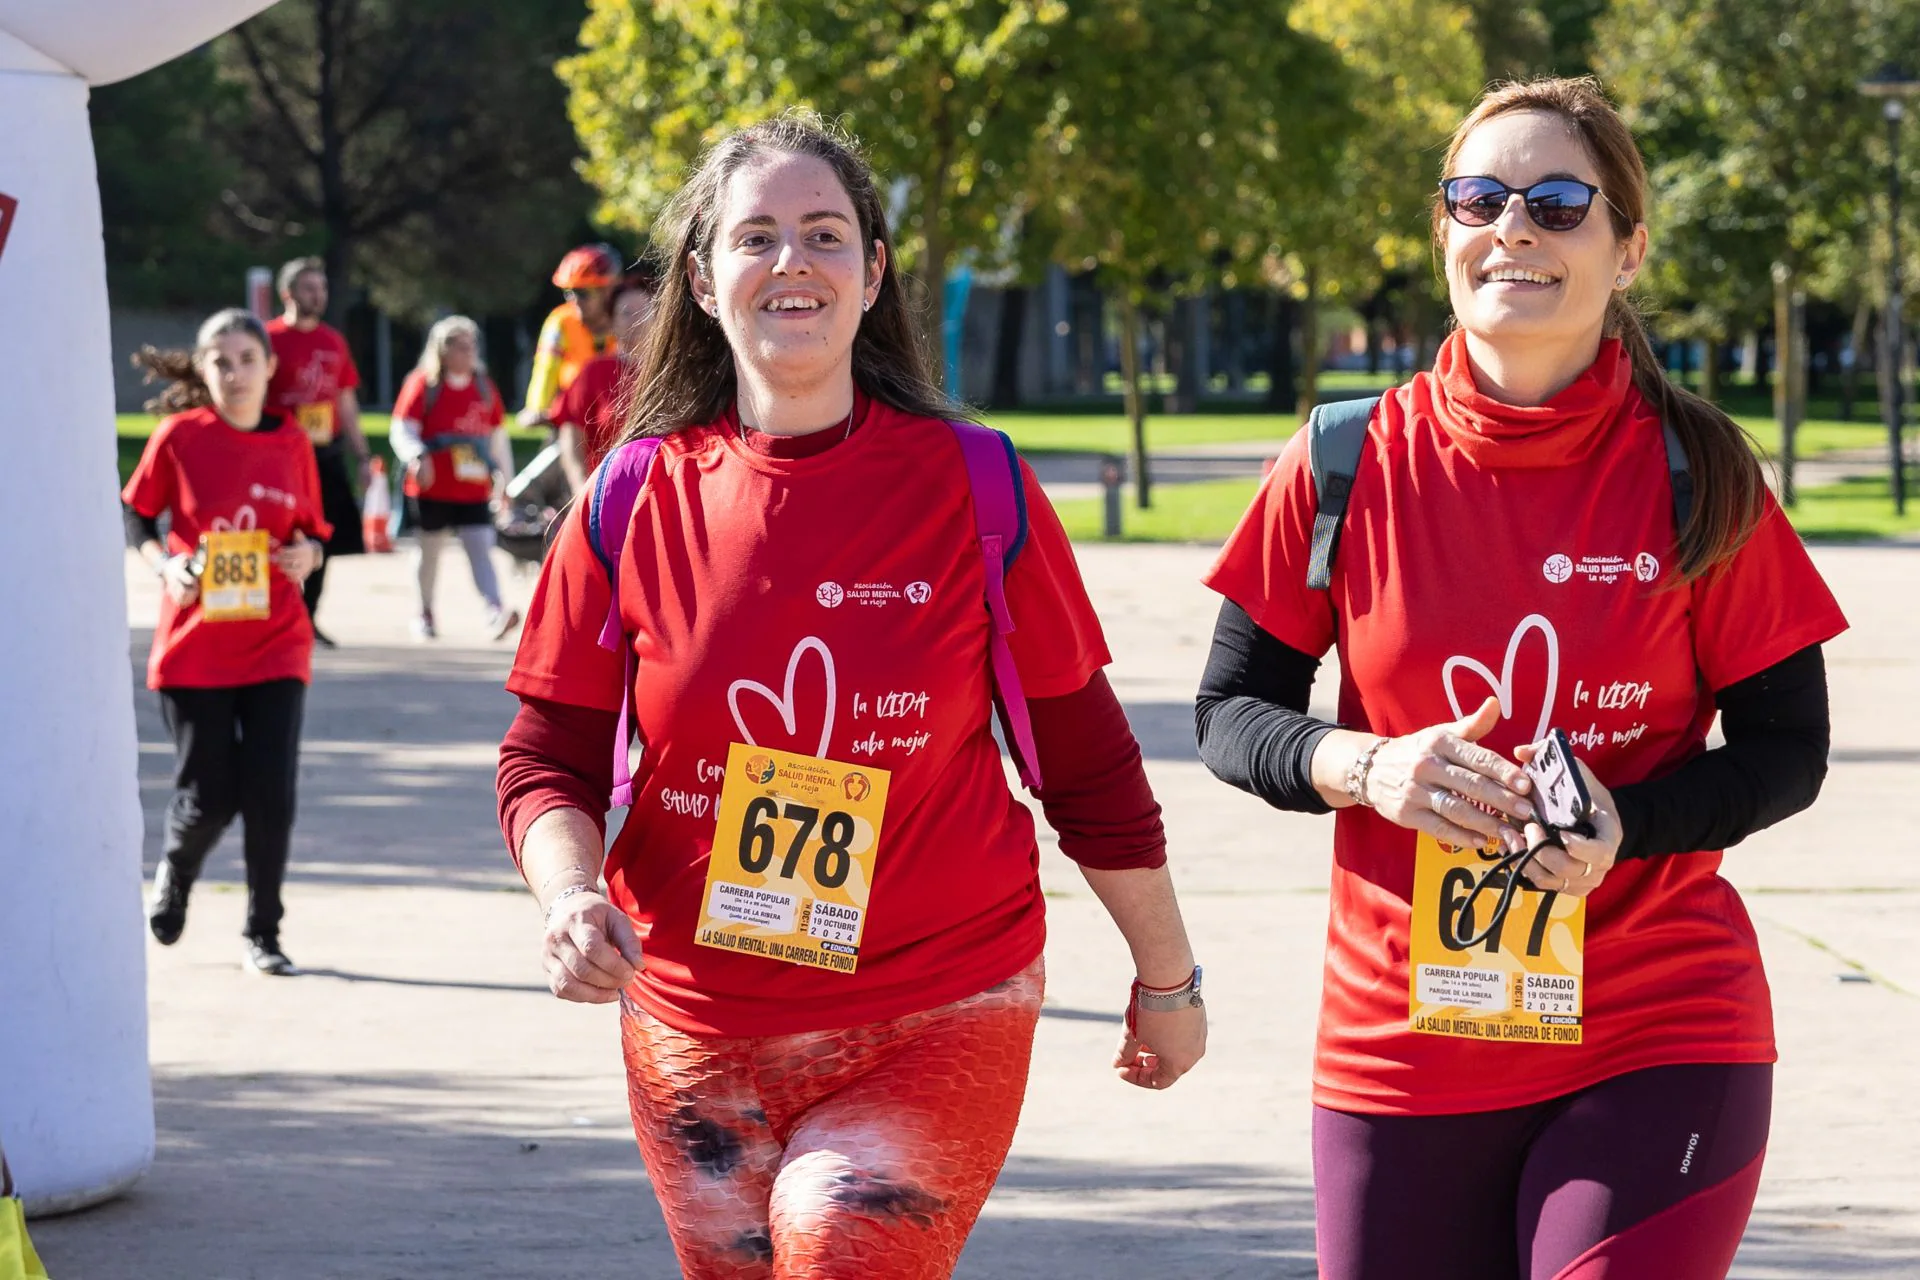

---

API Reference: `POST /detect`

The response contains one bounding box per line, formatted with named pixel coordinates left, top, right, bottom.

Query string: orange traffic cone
left=362, top=457, right=395, bottom=553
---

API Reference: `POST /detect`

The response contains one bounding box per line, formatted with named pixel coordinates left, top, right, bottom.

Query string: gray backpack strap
left=1662, top=420, right=1694, bottom=537
left=1306, top=395, right=1382, bottom=591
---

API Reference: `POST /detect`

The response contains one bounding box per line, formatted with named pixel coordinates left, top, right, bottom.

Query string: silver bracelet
left=544, top=882, right=602, bottom=927
left=1345, top=737, right=1387, bottom=808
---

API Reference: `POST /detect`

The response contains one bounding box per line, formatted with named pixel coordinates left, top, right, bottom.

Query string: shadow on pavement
left=1736, top=1202, right=1920, bottom=1277
left=960, top=1157, right=1318, bottom=1279
left=131, top=630, right=527, bottom=892
left=30, top=1069, right=664, bottom=1280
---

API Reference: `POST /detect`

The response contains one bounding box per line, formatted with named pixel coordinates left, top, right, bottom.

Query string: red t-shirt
left=265, top=318, right=361, bottom=448
left=122, top=407, right=334, bottom=690
left=507, top=397, right=1109, bottom=1037
left=1205, top=333, right=1849, bottom=1116
left=546, top=353, right=629, bottom=470
left=394, top=370, right=504, bottom=505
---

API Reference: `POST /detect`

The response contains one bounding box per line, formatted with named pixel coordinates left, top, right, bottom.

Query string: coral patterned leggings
left=619, top=958, right=1044, bottom=1279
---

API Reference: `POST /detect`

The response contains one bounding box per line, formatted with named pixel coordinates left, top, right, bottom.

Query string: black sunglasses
left=1440, top=176, right=1604, bottom=233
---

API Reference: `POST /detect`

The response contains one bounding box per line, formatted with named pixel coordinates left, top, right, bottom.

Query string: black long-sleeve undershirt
left=1194, top=600, right=1831, bottom=860
left=124, top=504, right=162, bottom=548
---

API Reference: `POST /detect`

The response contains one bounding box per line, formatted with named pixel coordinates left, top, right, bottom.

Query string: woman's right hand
left=160, top=555, right=200, bottom=608
left=413, top=455, right=436, bottom=491
left=1362, top=695, right=1534, bottom=852
left=541, top=890, right=645, bottom=1003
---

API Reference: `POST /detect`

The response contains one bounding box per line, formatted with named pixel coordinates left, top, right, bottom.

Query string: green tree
left=562, top=0, right=1069, bottom=358
left=1288, top=0, right=1484, bottom=418
left=90, top=51, right=252, bottom=308
left=1027, top=0, right=1358, bottom=505
left=1599, top=0, right=1878, bottom=500
left=214, top=0, right=593, bottom=322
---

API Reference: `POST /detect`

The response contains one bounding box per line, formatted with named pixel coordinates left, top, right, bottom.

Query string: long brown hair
left=1434, top=77, right=1766, bottom=581
left=619, top=110, right=959, bottom=442
left=132, top=308, right=274, bottom=415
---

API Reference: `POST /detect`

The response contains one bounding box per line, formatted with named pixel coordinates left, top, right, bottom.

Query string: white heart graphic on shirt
left=727, top=636, right=837, bottom=759
left=1441, top=612, right=1560, bottom=743
left=209, top=505, right=259, bottom=534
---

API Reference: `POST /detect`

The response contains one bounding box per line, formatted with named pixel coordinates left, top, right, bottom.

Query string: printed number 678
left=738, top=797, right=857, bottom=889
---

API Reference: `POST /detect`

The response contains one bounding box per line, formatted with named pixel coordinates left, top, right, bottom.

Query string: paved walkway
left=26, top=538, right=1920, bottom=1278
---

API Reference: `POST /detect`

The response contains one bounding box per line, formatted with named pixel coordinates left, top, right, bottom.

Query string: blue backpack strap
left=1305, top=395, right=1382, bottom=592
left=586, top=436, right=664, bottom=808
left=946, top=419, right=1041, bottom=790
left=1662, top=419, right=1694, bottom=538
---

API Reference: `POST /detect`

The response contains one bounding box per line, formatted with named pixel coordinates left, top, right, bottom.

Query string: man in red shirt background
left=265, top=256, right=370, bottom=647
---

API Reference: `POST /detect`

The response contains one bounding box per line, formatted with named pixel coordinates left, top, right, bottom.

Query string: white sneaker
left=488, top=606, right=522, bottom=641
left=411, top=613, right=436, bottom=641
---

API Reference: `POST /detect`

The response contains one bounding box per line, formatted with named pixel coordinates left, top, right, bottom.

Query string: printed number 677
left=738, top=797, right=857, bottom=889
left=1438, top=867, right=1556, bottom=956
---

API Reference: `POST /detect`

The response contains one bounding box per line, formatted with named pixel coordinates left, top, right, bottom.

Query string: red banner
left=0, top=193, right=16, bottom=262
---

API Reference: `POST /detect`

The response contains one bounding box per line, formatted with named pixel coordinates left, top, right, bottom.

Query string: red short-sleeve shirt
left=394, top=371, right=504, bottom=505
left=546, top=353, right=629, bottom=470
left=1205, top=334, right=1849, bottom=1115
left=508, top=398, right=1109, bottom=1037
left=266, top=319, right=361, bottom=447
left=123, top=407, right=333, bottom=690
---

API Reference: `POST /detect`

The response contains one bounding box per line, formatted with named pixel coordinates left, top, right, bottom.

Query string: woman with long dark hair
left=1199, top=78, right=1847, bottom=1279
left=125, top=308, right=330, bottom=977
left=496, top=112, right=1206, bottom=1277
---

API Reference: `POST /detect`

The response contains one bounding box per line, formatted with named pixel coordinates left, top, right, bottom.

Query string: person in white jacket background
left=387, top=316, right=520, bottom=641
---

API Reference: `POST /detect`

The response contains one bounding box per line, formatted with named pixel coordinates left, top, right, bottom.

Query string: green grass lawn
left=114, top=412, right=551, bottom=485
left=1056, top=473, right=1920, bottom=544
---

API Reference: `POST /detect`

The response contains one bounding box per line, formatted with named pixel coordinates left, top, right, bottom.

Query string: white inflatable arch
left=0, top=0, right=277, bottom=1215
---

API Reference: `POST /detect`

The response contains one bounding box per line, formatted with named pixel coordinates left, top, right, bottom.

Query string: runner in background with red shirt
left=1198, top=79, right=1846, bottom=1280
left=123, top=309, right=330, bottom=978
left=389, top=316, right=520, bottom=642
left=546, top=274, right=656, bottom=476
left=265, top=257, right=368, bottom=649
left=496, top=113, right=1206, bottom=1279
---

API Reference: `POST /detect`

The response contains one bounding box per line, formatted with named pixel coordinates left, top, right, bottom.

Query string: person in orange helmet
left=521, top=245, right=622, bottom=419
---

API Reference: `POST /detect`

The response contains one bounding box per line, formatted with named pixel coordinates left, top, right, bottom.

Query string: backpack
left=1303, top=394, right=1696, bottom=591
left=585, top=420, right=1041, bottom=808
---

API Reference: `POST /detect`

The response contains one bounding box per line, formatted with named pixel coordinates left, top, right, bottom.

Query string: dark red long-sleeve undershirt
left=497, top=667, right=1166, bottom=873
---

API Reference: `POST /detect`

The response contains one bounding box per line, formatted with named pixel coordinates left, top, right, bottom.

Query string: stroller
left=494, top=440, right=572, bottom=566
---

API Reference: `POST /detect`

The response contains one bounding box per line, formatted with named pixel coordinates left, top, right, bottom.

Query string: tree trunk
left=989, top=286, right=1026, bottom=410
left=1772, top=265, right=1803, bottom=506
left=1364, top=306, right=1383, bottom=376
left=1266, top=293, right=1297, bottom=410
left=1842, top=295, right=1871, bottom=422
left=316, top=0, right=353, bottom=329
left=1119, top=295, right=1151, bottom=509
left=1700, top=331, right=1723, bottom=404
left=1294, top=271, right=1322, bottom=424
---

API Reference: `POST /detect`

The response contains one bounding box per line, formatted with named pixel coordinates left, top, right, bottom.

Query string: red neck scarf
left=1428, top=330, right=1634, bottom=469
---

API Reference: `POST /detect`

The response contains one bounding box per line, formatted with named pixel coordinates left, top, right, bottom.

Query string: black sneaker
left=312, top=626, right=339, bottom=650
left=243, top=938, right=297, bottom=976
left=148, top=862, right=190, bottom=946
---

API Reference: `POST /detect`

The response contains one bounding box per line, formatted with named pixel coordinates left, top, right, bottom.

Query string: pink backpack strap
left=946, top=420, right=1041, bottom=791
left=587, top=437, right=664, bottom=807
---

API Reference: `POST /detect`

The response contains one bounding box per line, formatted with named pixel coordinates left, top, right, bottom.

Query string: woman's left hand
left=1114, top=1003, right=1207, bottom=1090
left=1512, top=749, right=1622, bottom=898
left=274, top=534, right=323, bottom=586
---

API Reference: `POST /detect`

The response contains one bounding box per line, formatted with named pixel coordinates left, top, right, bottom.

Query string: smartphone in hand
left=1524, top=728, right=1597, bottom=842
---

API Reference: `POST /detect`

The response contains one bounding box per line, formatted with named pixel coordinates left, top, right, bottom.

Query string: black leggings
left=1314, top=1062, right=1772, bottom=1280
left=158, top=680, right=307, bottom=942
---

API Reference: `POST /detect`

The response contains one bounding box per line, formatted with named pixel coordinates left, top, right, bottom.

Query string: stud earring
left=863, top=297, right=873, bottom=312
left=1615, top=275, right=1629, bottom=289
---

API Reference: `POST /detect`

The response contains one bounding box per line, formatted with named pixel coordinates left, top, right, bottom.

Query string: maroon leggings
left=1314, top=1063, right=1771, bottom=1280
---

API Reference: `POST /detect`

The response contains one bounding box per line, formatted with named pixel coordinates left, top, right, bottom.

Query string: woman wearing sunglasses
left=1198, top=78, right=1846, bottom=1278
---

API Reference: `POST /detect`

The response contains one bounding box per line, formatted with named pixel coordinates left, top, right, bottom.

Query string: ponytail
left=1608, top=296, right=1767, bottom=581
left=132, top=345, right=211, bottom=413
left=133, top=307, right=274, bottom=416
